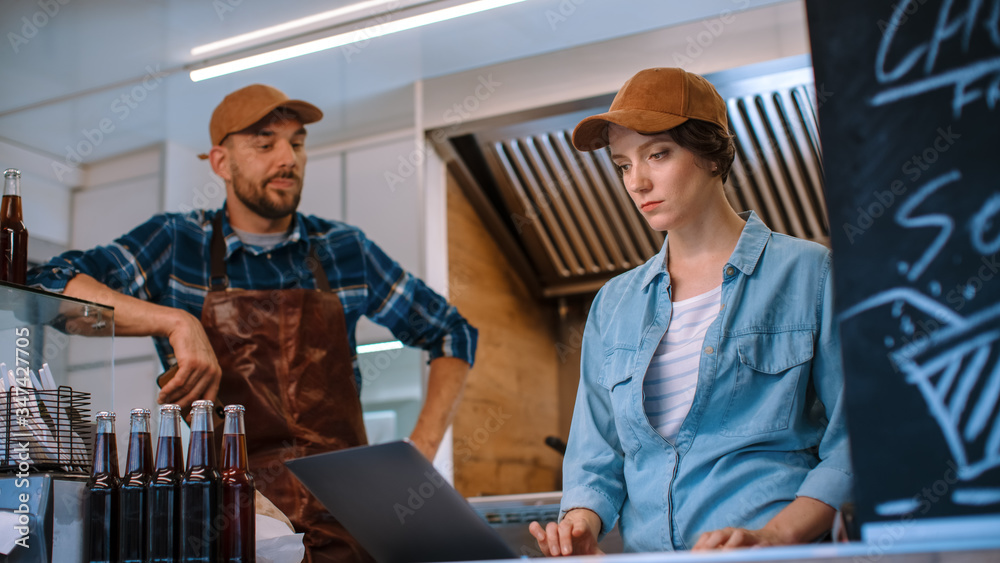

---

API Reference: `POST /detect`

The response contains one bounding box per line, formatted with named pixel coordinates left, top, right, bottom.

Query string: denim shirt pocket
left=599, top=347, right=643, bottom=456
left=720, top=329, right=814, bottom=437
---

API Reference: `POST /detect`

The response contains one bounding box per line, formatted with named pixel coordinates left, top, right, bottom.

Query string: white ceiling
left=0, top=0, right=791, bottom=164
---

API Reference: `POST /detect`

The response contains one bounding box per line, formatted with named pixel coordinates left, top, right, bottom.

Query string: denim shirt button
left=704, top=346, right=714, bottom=355
left=725, top=266, right=735, bottom=276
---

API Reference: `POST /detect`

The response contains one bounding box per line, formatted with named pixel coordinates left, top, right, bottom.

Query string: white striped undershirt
left=642, top=284, right=722, bottom=441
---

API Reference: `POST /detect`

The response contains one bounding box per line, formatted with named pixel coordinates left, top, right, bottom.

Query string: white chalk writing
left=873, top=0, right=1000, bottom=117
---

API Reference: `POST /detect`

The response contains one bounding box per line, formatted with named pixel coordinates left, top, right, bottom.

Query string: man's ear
left=209, top=145, right=231, bottom=181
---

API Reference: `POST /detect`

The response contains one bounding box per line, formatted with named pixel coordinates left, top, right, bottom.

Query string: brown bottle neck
left=154, top=435, right=183, bottom=471
left=1, top=196, right=23, bottom=223
left=187, top=429, right=217, bottom=468
left=125, top=431, right=153, bottom=475
left=92, top=431, right=120, bottom=476
left=221, top=433, right=249, bottom=470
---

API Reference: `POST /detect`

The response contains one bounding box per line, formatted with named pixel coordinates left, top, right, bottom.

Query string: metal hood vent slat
left=726, top=82, right=828, bottom=242
left=433, top=56, right=828, bottom=298
left=571, top=136, right=650, bottom=269
left=488, top=140, right=571, bottom=280
left=549, top=132, right=623, bottom=271
left=536, top=134, right=614, bottom=272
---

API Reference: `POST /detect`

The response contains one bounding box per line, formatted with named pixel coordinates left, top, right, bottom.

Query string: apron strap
left=210, top=210, right=332, bottom=292
left=210, top=211, right=229, bottom=291
left=308, top=247, right=331, bottom=292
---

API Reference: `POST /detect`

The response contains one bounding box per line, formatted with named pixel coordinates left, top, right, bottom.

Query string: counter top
left=456, top=537, right=1000, bottom=563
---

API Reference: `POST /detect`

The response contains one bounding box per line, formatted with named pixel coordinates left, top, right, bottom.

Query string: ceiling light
left=189, top=0, right=530, bottom=82
left=357, top=341, right=405, bottom=354
left=190, top=0, right=398, bottom=57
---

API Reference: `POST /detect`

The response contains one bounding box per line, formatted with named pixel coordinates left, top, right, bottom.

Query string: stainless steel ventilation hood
left=430, top=55, right=828, bottom=299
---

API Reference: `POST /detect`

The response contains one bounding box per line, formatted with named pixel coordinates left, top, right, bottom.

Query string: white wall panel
left=163, top=141, right=223, bottom=214
left=0, top=140, right=74, bottom=253
left=23, top=175, right=71, bottom=252
left=301, top=152, right=344, bottom=222
left=345, top=139, right=422, bottom=275
left=71, top=174, right=161, bottom=248
left=0, top=139, right=81, bottom=186
left=83, top=146, right=161, bottom=189
left=345, top=138, right=422, bottom=345
left=112, top=358, right=161, bottom=468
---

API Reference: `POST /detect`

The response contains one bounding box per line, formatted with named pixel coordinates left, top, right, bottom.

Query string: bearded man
left=27, top=84, right=477, bottom=563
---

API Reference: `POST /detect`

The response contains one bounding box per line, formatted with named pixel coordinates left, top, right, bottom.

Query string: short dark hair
left=667, top=119, right=735, bottom=183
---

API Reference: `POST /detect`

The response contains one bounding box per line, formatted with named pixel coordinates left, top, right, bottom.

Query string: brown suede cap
left=197, top=84, right=323, bottom=159
left=572, top=68, right=728, bottom=152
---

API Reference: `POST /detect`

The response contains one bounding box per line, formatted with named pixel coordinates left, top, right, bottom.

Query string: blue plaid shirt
left=27, top=205, right=477, bottom=390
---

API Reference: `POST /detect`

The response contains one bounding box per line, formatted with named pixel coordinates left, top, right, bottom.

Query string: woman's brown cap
left=197, top=84, right=323, bottom=159
left=572, top=68, right=728, bottom=152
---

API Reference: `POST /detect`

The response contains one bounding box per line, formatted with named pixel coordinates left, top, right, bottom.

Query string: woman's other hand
left=528, top=508, right=604, bottom=556
left=692, top=527, right=781, bottom=550
left=694, top=496, right=835, bottom=550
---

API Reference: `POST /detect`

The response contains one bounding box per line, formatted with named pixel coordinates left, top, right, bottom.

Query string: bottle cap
left=95, top=411, right=116, bottom=420
left=223, top=404, right=245, bottom=414
left=191, top=399, right=214, bottom=409
left=130, top=408, right=151, bottom=416
left=4, top=169, right=20, bottom=179
left=159, top=404, right=182, bottom=413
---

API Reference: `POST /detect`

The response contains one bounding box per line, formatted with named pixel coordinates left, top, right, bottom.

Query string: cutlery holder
left=0, top=386, right=93, bottom=475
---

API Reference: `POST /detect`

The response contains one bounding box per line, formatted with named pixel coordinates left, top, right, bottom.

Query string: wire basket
left=0, top=386, right=93, bottom=474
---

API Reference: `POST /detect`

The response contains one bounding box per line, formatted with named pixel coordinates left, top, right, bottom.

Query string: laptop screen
left=285, top=440, right=519, bottom=563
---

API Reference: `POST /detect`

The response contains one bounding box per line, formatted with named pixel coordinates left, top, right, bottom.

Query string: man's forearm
left=408, top=356, right=469, bottom=459
left=64, top=273, right=186, bottom=338
left=65, top=273, right=222, bottom=407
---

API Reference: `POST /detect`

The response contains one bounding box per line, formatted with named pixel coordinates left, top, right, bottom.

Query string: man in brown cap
left=29, top=84, right=477, bottom=563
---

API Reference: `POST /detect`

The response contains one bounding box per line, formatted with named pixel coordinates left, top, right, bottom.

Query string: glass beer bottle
left=149, top=404, right=184, bottom=563
left=1, top=168, right=28, bottom=284
left=88, top=411, right=120, bottom=563
left=220, top=405, right=255, bottom=563
left=181, top=400, right=220, bottom=562
left=121, top=408, right=153, bottom=563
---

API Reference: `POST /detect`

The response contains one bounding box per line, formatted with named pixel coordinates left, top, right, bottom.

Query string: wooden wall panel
left=555, top=297, right=590, bottom=443
left=447, top=173, right=563, bottom=497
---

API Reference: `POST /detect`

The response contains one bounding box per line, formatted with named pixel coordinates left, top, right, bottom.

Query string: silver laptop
left=285, top=440, right=521, bottom=563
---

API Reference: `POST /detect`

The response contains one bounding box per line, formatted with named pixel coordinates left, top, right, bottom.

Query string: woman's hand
left=693, top=496, right=836, bottom=550
left=692, top=527, right=781, bottom=550
left=528, top=508, right=604, bottom=557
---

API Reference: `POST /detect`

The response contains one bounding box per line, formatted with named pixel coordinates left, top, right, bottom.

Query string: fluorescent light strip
left=357, top=341, right=405, bottom=354
left=191, top=0, right=394, bottom=57
left=190, top=0, right=530, bottom=82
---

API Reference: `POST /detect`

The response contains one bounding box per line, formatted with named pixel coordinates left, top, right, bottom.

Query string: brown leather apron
left=201, top=212, right=373, bottom=563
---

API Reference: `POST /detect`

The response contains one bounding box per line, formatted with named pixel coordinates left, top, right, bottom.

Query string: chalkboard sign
left=806, top=0, right=1000, bottom=533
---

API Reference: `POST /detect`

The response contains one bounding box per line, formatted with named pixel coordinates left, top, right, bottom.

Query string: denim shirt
left=560, top=212, right=853, bottom=552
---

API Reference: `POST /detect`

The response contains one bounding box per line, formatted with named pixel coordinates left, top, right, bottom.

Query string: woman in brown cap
left=530, top=68, right=851, bottom=554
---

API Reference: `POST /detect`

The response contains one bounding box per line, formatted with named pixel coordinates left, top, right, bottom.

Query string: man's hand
left=156, top=309, right=222, bottom=409
left=692, top=527, right=780, bottom=550
left=528, top=508, right=604, bottom=557
left=62, top=274, right=222, bottom=409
